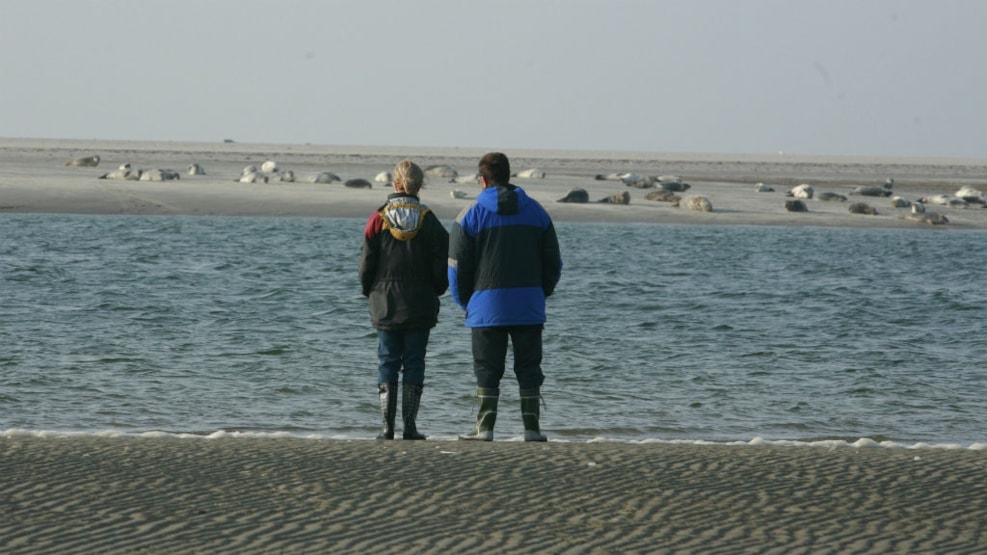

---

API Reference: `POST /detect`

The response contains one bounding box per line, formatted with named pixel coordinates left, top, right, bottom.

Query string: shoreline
left=2, top=436, right=985, bottom=554
left=4, top=138, right=987, bottom=228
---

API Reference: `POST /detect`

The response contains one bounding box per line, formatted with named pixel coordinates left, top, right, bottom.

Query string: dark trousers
left=471, top=325, right=545, bottom=390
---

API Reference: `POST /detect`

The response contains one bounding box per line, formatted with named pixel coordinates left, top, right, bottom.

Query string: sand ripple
left=2, top=438, right=985, bottom=554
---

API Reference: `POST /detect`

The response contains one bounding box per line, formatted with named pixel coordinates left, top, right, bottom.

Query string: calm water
left=2, top=214, right=986, bottom=447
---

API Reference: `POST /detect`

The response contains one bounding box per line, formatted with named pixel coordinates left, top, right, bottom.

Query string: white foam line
left=3, top=428, right=984, bottom=451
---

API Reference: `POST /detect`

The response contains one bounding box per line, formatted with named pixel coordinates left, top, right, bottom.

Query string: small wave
left=2, top=428, right=984, bottom=451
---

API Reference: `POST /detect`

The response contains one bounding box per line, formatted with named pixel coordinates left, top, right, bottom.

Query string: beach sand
left=4, top=137, right=987, bottom=228
left=1, top=436, right=985, bottom=554
left=4, top=138, right=987, bottom=553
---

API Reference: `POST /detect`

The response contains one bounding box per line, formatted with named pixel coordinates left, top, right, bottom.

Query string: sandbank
left=4, top=138, right=987, bottom=228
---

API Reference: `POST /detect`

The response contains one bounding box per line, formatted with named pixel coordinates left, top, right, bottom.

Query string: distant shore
left=3, top=137, right=987, bottom=228
left=1, top=436, right=985, bottom=554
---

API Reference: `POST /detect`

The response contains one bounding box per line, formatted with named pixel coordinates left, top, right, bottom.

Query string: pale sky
left=3, top=1, right=985, bottom=158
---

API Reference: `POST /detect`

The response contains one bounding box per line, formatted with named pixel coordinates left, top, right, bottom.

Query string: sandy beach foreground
left=1, top=437, right=985, bottom=554
left=4, top=138, right=987, bottom=228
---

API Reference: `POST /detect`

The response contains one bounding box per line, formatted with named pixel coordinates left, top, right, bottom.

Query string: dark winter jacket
left=448, top=183, right=562, bottom=327
left=359, top=193, right=450, bottom=330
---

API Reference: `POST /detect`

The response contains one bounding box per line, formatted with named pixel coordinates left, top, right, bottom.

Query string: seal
left=848, top=202, right=878, bottom=215
left=344, top=178, right=373, bottom=189
left=66, top=155, right=100, bottom=167
left=236, top=172, right=268, bottom=184
left=514, top=168, right=546, bottom=179
left=99, top=168, right=141, bottom=180
left=679, top=196, right=712, bottom=212
left=261, top=160, right=281, bottom=174
left=596, top=191, right=630, bottom=204
left=784, top=199, right=808, bottom=212
left=644, top=189, right=680, bottom=203
left=424, top=165, right=458, bottom=178
left=140, top=169, right=181, bottom=181
left=816, top=192, right=847, bottom=202
left=657, top=176, right=690, bottom=192
left=187, top=163, right=206, bottom=175
left=786, top=184, right=814, bottom=199
left=306, top=172, right=341, bottom=184
left=903, top=212, right=948, bottom=225
left=556, top=188, right=589, bottom=203
left=374, top=171, right=393, bottom=183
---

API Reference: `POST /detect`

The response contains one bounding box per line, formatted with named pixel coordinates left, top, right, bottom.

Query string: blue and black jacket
left=448, top=183, right=562, bottom=328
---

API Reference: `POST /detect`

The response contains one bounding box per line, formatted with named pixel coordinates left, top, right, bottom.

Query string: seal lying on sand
left=557, top=188, right=589, bottom=203
left=850, top=180, right=893, bottom=197
left=514, top=168, right=546, bottom=179
left=425, top=165, right=457, bottom=178
left=787, top=184, right=814, bottom=199
left=785, top=199, right=808, bottom=212
left=187, top=163, right=206, bottom=175
left=140, top=169, right=181, bottom=181
left=597, top=191, right=630, bottom=204
left=816, top=192, right=847, bottom=202
left=306, top=172, right=341, bottom=184
left=99, top=167, right=141, bottom=180
left=66, top=155, right=100, bottom=167
left=451, top=173, right=480, bottom=184
left=848, top=202, right=878, bottom=215
left=919, top=195, right=967, bottom=207
left=678, top=196, right=712, bottom=212
left=955, top=186, right=985, bottom=205
left=345, top=178, right=373, bottom=189
left=890, top=196, right=911, bottom=208
left=644, top=189, right=680, bottom=203
left=903, top=211, right=948, bottom=225
left=236, top=172, right=268, bottom=184
left=657, top=176, right=690, bottom=192
left=374, top=171, right=393, bottom=183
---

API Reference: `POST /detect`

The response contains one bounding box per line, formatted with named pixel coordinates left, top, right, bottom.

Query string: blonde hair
left=393, top=159, right=424, bottom=195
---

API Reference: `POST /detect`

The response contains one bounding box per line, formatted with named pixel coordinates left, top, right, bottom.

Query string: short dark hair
left=478, top=152, right=511, bottom=185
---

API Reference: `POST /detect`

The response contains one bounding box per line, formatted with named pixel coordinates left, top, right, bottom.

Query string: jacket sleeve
left=447, top=218, right=475, bottom=310
left=358, top=213, right=382, bottom=297
left=541, top=221, right=563, bottom=298
left=427, top=213, right=450, bottom=296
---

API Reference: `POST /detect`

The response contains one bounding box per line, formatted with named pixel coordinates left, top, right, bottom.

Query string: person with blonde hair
left=359, top=159, right=449, bottom=439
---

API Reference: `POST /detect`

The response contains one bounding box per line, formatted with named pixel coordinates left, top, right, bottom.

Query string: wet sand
left=1, top=436, right=985, bottom=554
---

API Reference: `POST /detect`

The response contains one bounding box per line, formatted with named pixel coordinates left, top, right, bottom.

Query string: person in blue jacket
left=448, top=152, right=562, bottom=441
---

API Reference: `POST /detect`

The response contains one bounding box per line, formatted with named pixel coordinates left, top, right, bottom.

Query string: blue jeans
left=377, top=329, right=430, bottom=385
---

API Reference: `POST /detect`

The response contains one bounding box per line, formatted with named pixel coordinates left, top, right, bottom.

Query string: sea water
left=2, top=214, right=985, bottom=447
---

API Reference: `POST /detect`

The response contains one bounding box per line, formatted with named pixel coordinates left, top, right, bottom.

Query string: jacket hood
left=380, top=194, right=429, bottom=240
left=477, top=183, right=528, bottom=215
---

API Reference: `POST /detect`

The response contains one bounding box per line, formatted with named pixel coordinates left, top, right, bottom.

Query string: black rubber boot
left=376, top=382, right=398, bottom=440
left=402, top=383, right=426, bottom=440
left=459, top=387, right=499, bottom=441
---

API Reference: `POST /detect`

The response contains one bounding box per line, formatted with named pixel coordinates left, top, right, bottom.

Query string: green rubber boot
left=459, top=387, right=499, bottom=441
left=521, top=388, right=547, bottom=442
